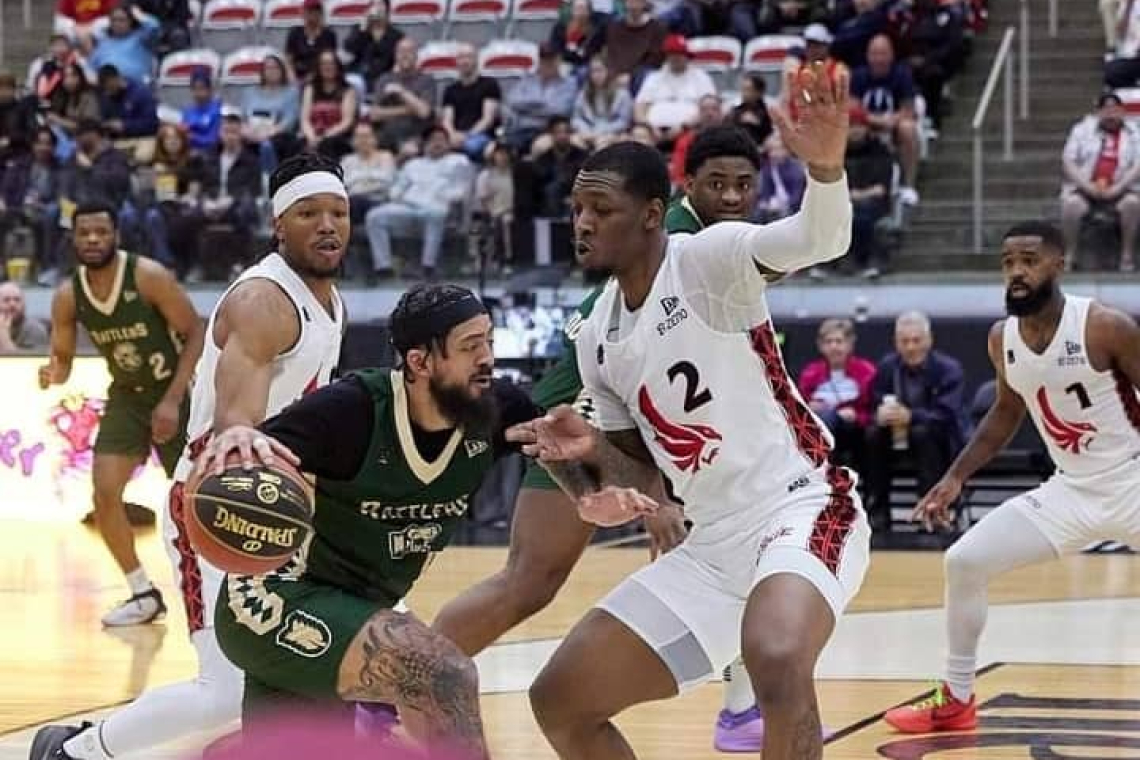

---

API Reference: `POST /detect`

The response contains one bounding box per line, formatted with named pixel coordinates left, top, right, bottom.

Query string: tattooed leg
left=338, top=609, right=489, bottom=760
left=741, top=574, right=835, bottom=760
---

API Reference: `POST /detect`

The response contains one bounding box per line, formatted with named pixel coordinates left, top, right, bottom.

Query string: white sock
left=63, top=723, right=111, bottom=760
left=721, top=658, right=755, bottom=714
left=125, top=567, right=151, bottom=596
left=943, top=502, right=1057, bottom=704
left=98, top=629, right=243, bottom=756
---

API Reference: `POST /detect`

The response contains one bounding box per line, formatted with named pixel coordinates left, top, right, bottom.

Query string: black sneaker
left=28, top=722, right=87, bottom=760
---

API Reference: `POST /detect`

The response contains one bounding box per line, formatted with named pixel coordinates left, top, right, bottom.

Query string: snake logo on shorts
left=275, top=610, right=332, bottom=658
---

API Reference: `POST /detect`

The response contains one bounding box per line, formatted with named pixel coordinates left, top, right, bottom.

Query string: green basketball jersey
left=302, top=369, right=496, bottom=605
left=73, top=252, right=181, bottom=396
left=530, top=285, right=604, bottom=415
left=663, top=195, right=707, bottom=235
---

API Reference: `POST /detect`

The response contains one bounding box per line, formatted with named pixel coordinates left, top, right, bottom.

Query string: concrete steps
left=897, top=0, right=1105, bottom=270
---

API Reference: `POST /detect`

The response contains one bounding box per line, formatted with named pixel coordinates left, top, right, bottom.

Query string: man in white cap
left=30, top=152, right=350, bottom=760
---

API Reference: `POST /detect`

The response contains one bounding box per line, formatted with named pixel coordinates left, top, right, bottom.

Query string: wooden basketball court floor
left=0, top=522, right=1137, bottom=759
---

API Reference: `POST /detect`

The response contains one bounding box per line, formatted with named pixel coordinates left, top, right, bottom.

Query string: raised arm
left=39, top=282, right=77, bottom=389
left=694, top=64, right=853, bottom=276
left=912, top=321, right=1026, bottom=530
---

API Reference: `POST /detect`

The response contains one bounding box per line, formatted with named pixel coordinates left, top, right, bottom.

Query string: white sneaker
left=101, top=587, right=167, bottom=627
left=899, top=186, right=920, bottom=206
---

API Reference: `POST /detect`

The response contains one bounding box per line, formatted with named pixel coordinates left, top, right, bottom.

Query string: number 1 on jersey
left=1065, top=382, right=1092, bottom=410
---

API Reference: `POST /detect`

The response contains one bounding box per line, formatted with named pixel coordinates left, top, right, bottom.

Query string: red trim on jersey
left=809, top=466, right=857, bottom=576
left=168, top=482, right=205, bottom=633
left=1112, top=369, right=1140, bottom=435
left=748, top=322, right=831, bottom=467
left=1035, top=386, right=1097, bottom=454
left=303, top=374, right=320, bottom=396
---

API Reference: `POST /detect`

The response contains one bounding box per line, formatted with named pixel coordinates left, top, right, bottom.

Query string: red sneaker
left=883, top=682, right=977, bottom=733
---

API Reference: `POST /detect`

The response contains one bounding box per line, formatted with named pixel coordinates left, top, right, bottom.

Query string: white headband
left=271, top=172, right=348, bottom=217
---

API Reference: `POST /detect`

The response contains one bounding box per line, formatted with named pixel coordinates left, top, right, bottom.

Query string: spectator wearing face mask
left=1060, top=91, right=1140, bottom=272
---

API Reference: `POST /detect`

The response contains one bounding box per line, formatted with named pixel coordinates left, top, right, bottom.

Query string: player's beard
left=429, top=375, right=500, bottom=438
left=1005, top=277, right=1056, bottom=317
left=79, top=245, right=117, bottom=270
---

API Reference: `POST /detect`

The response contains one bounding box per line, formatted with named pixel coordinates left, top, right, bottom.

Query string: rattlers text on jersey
left=1003, top=295, right=1140, bottom=480
left=578, top=225, right=838, bottom=527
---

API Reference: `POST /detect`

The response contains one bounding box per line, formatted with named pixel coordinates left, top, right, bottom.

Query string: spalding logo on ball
left=185, top=453, right=315, bottom=575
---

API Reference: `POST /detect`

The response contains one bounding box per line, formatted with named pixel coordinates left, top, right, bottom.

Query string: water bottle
left=883, top=394, right=909, bottom=451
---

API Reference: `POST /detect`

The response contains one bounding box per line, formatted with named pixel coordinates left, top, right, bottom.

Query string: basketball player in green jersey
left=433, top=127, right=774, bottom=751
left=198, top=284, right=540, bottom=759
left=40, top=201, right=204, bottom=627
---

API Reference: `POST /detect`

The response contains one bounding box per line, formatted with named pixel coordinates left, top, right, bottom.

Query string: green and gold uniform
left=215, top=369, right=537, bottom=703
left=521, top=196, right=708, bottom=490
left=74, top=252, right=188, bottom=475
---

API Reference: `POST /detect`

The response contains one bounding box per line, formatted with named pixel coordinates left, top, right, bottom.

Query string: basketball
left=185, top=453, right=314, bottom=576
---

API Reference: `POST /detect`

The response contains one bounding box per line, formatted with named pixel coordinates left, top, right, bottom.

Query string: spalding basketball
left=185, top=453, right=314, bottom=575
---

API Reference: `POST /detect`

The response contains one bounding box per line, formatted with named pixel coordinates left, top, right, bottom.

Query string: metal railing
left=972, top=26, right=1018, bottom=253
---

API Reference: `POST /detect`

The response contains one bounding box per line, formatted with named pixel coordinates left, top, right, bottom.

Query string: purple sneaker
left=713, top=707, right=834, bottom=752
left=714, top=707, right=764, bottom=752
left=355, top=702, right=400, bottom=738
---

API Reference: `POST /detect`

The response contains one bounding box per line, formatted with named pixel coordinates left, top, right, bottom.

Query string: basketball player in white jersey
left=884, top=220, right=1140, bottom=733
left=30, top=153, right=349, bottom=760
left=508, top=66, right=869, bottom=760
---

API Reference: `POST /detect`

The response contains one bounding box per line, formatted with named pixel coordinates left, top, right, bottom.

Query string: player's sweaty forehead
left=572, top=170, right=627, bottom=201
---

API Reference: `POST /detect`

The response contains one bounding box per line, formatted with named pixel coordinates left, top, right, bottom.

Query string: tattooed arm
left=339, top=608, right=488, bottom=759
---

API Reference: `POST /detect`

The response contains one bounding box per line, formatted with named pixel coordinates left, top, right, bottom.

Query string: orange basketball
left=185, top=453, right=314, bottom=575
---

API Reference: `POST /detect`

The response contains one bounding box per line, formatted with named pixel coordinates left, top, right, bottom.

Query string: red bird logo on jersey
left=637, top=385, right=722, bottom=473
left=1036, top=386, right=1097, bottom=453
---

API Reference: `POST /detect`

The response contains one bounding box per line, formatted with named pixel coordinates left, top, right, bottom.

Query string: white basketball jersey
left=578, top=240, right=834, bottom=527
left=175, top=253, right=345, bottom=480
left=1003, top=295, right=1140, bottom=479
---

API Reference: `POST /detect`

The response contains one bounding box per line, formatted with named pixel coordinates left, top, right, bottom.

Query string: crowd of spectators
left=0, top=0, right=983, bottom=285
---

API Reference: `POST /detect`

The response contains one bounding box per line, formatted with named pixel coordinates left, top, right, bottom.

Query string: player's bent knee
left=742, top=626, right=816, bottom=703
left=944, top=537, right=987, bottom=582
left=529, top=666, right=586, bottom=737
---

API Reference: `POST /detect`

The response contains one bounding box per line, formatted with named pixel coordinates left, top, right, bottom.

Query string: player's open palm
left=769, top=63, right=850, bottom=171
left=579, top=486, right=659, bottom=527
left=911, top=475, right=962, bottom=532
left=509, top=404, right=597, bottom=463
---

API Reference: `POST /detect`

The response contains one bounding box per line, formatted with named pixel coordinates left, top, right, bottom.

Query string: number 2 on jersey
left=149, top=352, right=172, bottom=381
left=667, top=360, right=712, bottom=412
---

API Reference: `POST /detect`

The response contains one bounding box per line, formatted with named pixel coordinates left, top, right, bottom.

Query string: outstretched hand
left=505, top=405, right=598, bottom=463
left=768, top=62, right=850, bottom=173
left=910, top=475, right=962, bottom=533
left=578, top=486, right=659, bottom=527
